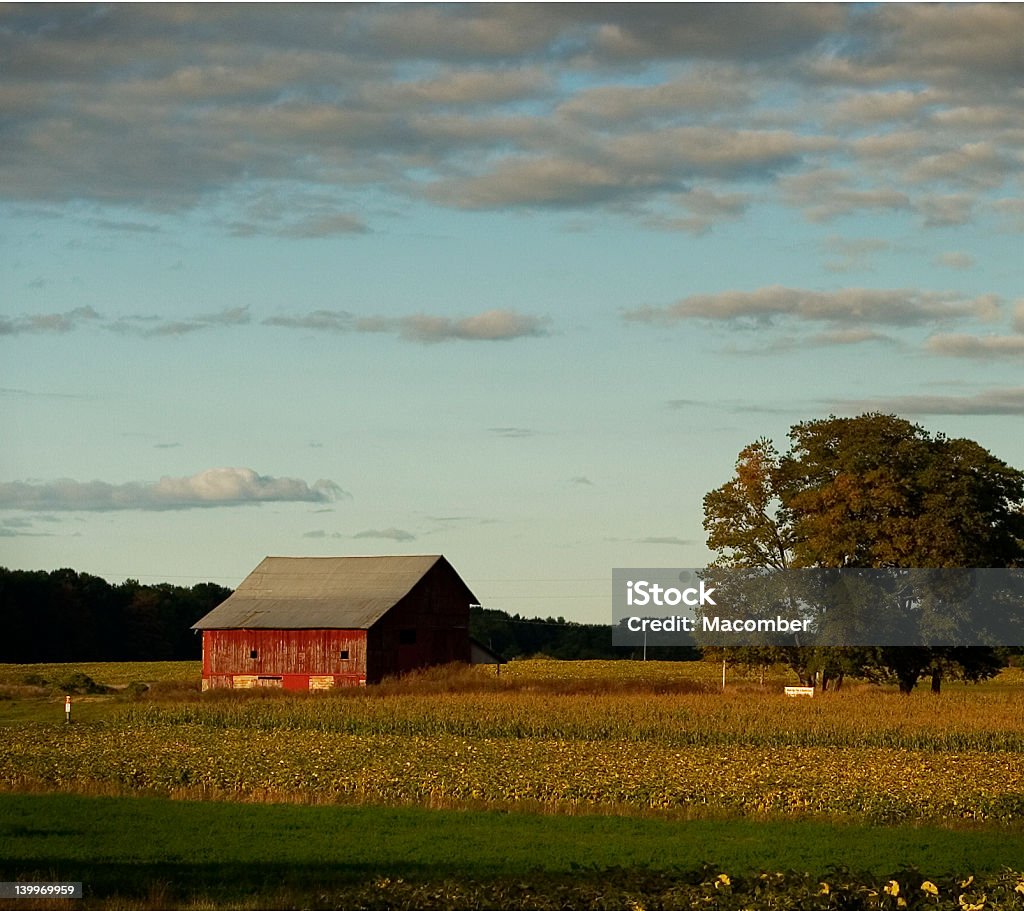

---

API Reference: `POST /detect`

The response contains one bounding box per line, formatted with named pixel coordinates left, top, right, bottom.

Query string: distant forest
left=0, top=567, right=698, bottom=663
left=0, top=567, right=232, bottom=663
left=469, top=606, right=698, bottom=662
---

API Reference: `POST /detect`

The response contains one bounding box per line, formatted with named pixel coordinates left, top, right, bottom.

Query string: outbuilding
left=192, top=555, right=478, bottom=689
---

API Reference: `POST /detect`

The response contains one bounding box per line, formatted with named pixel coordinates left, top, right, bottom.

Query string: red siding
left=202, top=629, right=367, bottom=687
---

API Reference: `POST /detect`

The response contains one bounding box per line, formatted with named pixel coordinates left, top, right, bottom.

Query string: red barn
left=192, top=555, right=477, bottom=690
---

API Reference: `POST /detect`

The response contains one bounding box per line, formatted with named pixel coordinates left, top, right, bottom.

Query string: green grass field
left=4, top=660, right=1024, bottom=908
left=2, top=793, right=1024, bottom=909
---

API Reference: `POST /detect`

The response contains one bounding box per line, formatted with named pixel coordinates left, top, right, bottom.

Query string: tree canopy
left=0, top=567, right=232, bottom=662
left=702, top=413, right=1024, bottom=692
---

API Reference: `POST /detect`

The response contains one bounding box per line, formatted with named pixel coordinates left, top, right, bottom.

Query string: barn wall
left=367, top=559, right=472, bottom=683
left=202, top=628, right=367, bottom=688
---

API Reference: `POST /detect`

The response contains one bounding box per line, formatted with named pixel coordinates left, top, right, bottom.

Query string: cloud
left=352, top=527, right=416, bottom=542
left=828, top=89, right=939, bottom=127
left=644, top=187, right=750, bottom=235
left=0, top=467, right=348, bottom=511
left=0, top=3, right=1020, bottom=240
left=264, top=308, right=548, bottom=343
left=904, top=142, right=1015, bottom=189
left=0, top=517, right=56, bottom=538
left=992, top=198, right=1024, bottom=230
left=0, top=0, right=1019, bottom=283
left=584, top=4, right=844, bottom=61
left=426, top=128, right=832, bottom=211
left=934, top=251, right=975, bottom=271
left=915, top=194, right=976, bottom=228
left=358, top=67, right=552, bottom=108
left=488, top=427, right=535, bottom=438
left=623, top=286, right=999, bottom=329
left=402, top=309, right=548, bottom=343
left=0, top=307, right=101, bottom=336
left=3, top=306, right=254, bottom=340
left=926, top=334, right=1024, bottom=359
left=855, top=4, right=1024, bottom=87
left=263, top=311, right=357, bottom=333
left=828, top=388, right=1024, bottom=417
left=813, top=328, right=897, bottom=346
left=821, top=235, right=891, bottom=273
left=636, top=536, right=694, bottom=546
left=557, top=73, right=749, bottom=123
left=0, top=386, right=92, bottom=400
left=111, top=306, right=251, bottom=338
left=780, top=169, right=911, bottom=223
left=228, top=211, right=369, bottom=239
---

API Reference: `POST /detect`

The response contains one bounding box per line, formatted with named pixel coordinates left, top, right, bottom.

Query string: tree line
left=0, top=568, right=231, bottom=662
left=470, top=606, right=698, bottom=661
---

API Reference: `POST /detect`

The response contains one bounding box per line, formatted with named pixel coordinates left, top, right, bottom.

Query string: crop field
left=3, top=659, right=1024, bottom=908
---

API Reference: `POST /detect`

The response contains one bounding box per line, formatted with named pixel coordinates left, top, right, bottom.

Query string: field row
left=5, top=722, right=1024, bottom=822
left=121, top=686, right=1024, bottom=752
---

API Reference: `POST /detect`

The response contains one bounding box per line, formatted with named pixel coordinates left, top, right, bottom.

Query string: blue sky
left=3, top=3, right=1023, bottom=622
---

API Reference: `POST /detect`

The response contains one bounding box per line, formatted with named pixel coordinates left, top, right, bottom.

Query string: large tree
left=703, top=414, right=1024, bottom=692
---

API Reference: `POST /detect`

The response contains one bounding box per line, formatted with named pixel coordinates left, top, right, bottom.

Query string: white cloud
left=0, top=307, right=101, bottom=336
left=926, top=334, right=1024, bottom=359
left=915, top=194, right=976, bottom=228
left=1, top=4, right=1020, bottom=236
left=0, top=467, right=347, bottom=511
left=352, top=527, right=416, bottom=542
left=264, top=308, right=548, bottom=343
left=488, top=427, right=536, bottom=438
left=828, top=388, right=1024, bottom=417
left=623, top=287, right=999, bottom=329
left=636, top=536, right=693, bottom=546
left=934, top=251, right=975, bottom=271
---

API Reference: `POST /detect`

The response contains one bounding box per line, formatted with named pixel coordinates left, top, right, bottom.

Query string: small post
left=64, top=695, right=71, bottom=724
left=722, top=658, right=727, bottom=691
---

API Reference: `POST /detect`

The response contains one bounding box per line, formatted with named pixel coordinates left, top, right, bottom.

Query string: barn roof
left=192, top=555, right=473, bottom=630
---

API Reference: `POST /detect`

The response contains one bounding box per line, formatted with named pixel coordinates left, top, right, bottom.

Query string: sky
left=3, top=3, right=1024, bottom=623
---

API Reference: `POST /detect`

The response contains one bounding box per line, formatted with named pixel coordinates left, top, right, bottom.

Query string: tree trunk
left=930, top=668, right=942, bottom=694
left=835, top=673, right=844, bottom=692
left=897, top=669, right=918, bottom=695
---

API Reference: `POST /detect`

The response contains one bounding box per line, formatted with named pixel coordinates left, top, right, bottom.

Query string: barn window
left=339, top=650, right=349, bottom=660
left=399, top=629, right=417, bottom=645
left=249, top=649, right=258, bottom=659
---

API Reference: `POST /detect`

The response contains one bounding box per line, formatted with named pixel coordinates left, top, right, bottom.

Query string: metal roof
left=192, top=555, right=463, bottom=630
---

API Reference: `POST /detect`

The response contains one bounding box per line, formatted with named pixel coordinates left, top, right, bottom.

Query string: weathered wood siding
left=202, top=628, right=367, bottom=687
left=366, top=559, right=471, bottom=683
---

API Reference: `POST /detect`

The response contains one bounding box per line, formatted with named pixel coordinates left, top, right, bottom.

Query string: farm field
left=3, top=659, right=1024, bottom=908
